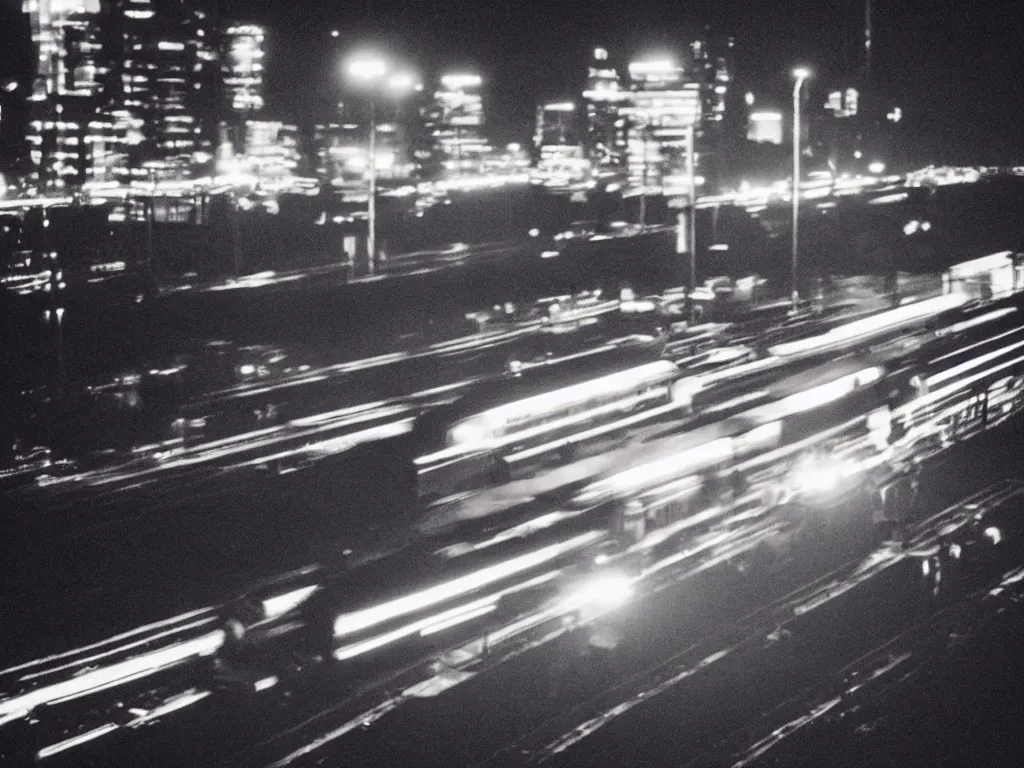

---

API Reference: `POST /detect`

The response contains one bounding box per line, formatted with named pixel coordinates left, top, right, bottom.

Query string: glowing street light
left=344, top=54, right=419, bottom=276
left=387, top=72, right=416, bottom=93
left=347, top=56, right=388, bottom=82
left=791, top=67, right=811, bottom=310
left=0, top=79, right=18, bottom=141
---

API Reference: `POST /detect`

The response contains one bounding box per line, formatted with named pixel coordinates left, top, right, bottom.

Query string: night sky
left=2, top=0, right=1023, bottom=164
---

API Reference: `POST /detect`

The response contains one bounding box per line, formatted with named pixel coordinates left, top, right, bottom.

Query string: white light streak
left=262, top=586, right=320, bottom=620
left=0, top=631, right=224, bottom=719
left=333, top=532, right=603, bottom=639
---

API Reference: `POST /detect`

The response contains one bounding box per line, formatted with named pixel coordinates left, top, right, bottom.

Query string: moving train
left=411, top=289, right=1020, bottom=503
left=567, top=300, right=1024, bottom=554
left=411, top=341, right=679, bottom=500
left=282, top=290, right=1024, bottom=667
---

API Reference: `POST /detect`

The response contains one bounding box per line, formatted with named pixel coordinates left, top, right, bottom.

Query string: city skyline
left=3, top=0, right=1023, bottom=170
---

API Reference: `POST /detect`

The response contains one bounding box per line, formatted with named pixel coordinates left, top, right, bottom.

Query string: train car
left=766, top=293, right=970, bottom=360
left=321, top=522, right=610, bottom=664
left=891, top=317, right=1024, bottom=456
left=560, top=356, right=896, bottom=551
left=412, top=342, right=681, bottom=501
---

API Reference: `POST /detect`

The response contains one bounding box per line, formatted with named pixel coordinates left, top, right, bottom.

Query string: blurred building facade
left=623, top=58, right=701, bottom=193
left=582, top=47, right=628, bottom=170
left=23, top=0, right=107, bottom=189
left=21, top=0, right=239, bottom=187
left=415, top=73, right=490, bottom=179
left=220, top=23, right=264, bottom=154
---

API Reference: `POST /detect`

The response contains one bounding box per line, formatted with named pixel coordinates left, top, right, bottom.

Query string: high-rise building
left=582, top=47, right=628, bottom=169
left=23, top=0, right=107, bottom=188
left=623, top=58, right=701, bottom=193
left=23, top=0, right=223, bottom=185
left=416, top=73, right=490, bottom=179
left=533, top=101, right=588, bottom=187
left=111, top=0, right=219, bottom=176
left=690, top=35, right=734, bottom=126
left=220, top=23, right=264, bottom=153
left=313, top=117, right=410, bottom=185
left=747, top=110, right=784, bottom=144
left=533, top=102, right=579, bottom=151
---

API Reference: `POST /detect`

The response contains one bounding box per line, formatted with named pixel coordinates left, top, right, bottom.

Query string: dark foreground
left=10, top=416, right=1018, bottom=768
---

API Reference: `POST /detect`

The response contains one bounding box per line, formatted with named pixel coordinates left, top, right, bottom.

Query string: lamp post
left=0, top=81, right=17, bottom=168
left=791, top=67, right=811, bottom=311
left=346, top=55, right=417, bottom=276
left=687, top=123, right=697, bottom=296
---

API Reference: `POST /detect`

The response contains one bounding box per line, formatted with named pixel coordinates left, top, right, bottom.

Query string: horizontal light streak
left=126, top=689, right=211, bottom=727
left=16, top=617, right=217, bottom=683
left=335, top=570, right=561, bottom=660
left=0, top=607, right=216, bottom=678
left=333, top=533, right=603, bottom=640
left=769, top=294, right=968, bottom=357
left=37, top=723, right=120, bottom=759
left=927, top=338, right=1024, bottom=388
left=0, top=631, right=224, bottom=719
left=262, top=586, right=320, bottom=620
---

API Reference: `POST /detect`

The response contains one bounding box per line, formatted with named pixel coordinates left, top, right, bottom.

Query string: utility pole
left=687, top=124, right=696, bottom=295
left=367, top=94, right=377, bottom=275
left=147, top=168, right=156, bottom=288
left=639, top=125, right=648, bottom=228
left=864, top=0, right=872, bottom=81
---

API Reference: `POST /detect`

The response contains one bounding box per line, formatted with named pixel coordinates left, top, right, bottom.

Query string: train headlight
left=792, top=454, right=857, bottom=499
left=448, top=417, right=494, bottom=448
left=984, top=526, right=1003, bottom=545
left=560, top=569, right=635, bottom=616
left=670, top=379, right=701, bottom=411
left=867, top=407, right=892, bottom=451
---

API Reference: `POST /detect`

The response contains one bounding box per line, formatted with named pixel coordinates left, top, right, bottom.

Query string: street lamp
left=345, top=54, right=418, bottom=276
left=791, top=67, right=811, bottom=310
left=0, top=79, right=18, bottom=143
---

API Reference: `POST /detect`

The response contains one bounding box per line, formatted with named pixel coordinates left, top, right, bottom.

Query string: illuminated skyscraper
left=582, top=47, right=628, bottom=169
left=690, top=35, right=734, bottom=125
left=533, top=101, right=588, bottom=187
left=416, top=73, right=490, bottom=178
left=222, top=25, right=264, bottom=116
left=534, top=102, right=579, bottom=150
left=220, top=23, right=264, bottom=153
left=111, top=0, right=219, bottom=175
left=23, top=0, right=107, bottom=188
left=624, top=58, right=701, bottom=193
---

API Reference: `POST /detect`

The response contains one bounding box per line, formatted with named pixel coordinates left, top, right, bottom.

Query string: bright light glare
left=868, top=161, right=886, bottom=174
left=332, top=531, right=604, bottom=639
left=449, top=417, right=494, bottom=446
left=793, top=67, right=811, bottom=80
left=629, top=59, right=676, bottom=75
left=560, top=570, right=635, bottom=614
left=441, top=73, right=482, bottom=89
left=769, top=294, right=968, bottom=357
left=388, top=72, right=416, bottom=92
left=262, top=585, right=319, bottom=619
left=792, top=455, right=852, bottom=496
left=984, top=527, right=1003, bottom=545
left=348, top=57, right=388, bottom=81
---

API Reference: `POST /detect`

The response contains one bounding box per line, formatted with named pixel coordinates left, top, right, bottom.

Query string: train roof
left=768, top=293, right=970, bottom=358
left=439, top=341, right=672, bottom=423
